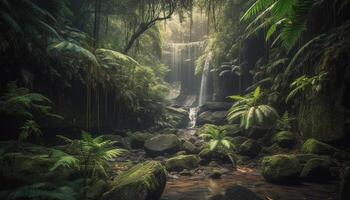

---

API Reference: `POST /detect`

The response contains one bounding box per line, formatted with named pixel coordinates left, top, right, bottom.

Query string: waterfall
left=198, top=52, right=212, bottom=106
left=165, top=41, right=205, bottom=84
left=188, top=107, right=199, bottom=128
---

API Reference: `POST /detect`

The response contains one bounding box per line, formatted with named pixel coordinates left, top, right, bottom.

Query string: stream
left=161, top=165, right=339, bottom=200
left=160, top=108, right=339, bottom=200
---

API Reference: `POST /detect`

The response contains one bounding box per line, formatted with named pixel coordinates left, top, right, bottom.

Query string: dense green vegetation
left=1, top=0, right=350, bottom=200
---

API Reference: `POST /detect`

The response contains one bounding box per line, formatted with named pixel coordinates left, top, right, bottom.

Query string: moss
left=128, top=132, right=152, bottom=149
left=301, top=139, right=338, bottom=155
left=103, top=161, right=166, bottom=200
left=261, top=154, right=301, bottom=183
left=165, top=155, right=199, bottom=172
left=272, top=131, right=296, bottom=148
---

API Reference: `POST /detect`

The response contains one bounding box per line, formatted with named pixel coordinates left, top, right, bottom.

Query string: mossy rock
left=197, top=111, right=227, bottom=126
left=195, top=124, right=219, bottom=136
left=261, top=154, right=301, bottom=184
left=198, top=148, right=231, bottom=164
left=165, top=107, right=189, bottom=129
left=238, top=139, right=261, bottom=158
left=165, top=155, right=199, bottom=172
left=102, top=161, right=166, bottom=200
left=272, top=131, right=296, bottom=148
left=301, top=139, right=338, bottom=155
left=128, top=132, right=152, bottom=149
left=300, top=158, right=332, bottom=182
left=144, top=134, right=181, bottom=156
left=182, top=140, right=199, bottom=154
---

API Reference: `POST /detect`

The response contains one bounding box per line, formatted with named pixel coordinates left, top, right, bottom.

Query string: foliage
left=276, top=111, right=295, bottom=131
left=199, top=126, right=234, bottom=151
left=241, top=0, right=320, bottom=51
left=0, top=82, right=62, bottom=140
left=54, top=131, right=126, bottom=179
left=199, top=125, right=237, bottom=167
left=227, top=87, right=280, bottom=129
left=286, top=71, right=328, bottom=103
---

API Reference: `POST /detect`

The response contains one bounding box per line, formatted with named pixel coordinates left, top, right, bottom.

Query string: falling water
left=188, top=107, right=199, bottom=128
left=198, top=52, right=212, bottom=106
left=166, top=41, right=205, bottom=83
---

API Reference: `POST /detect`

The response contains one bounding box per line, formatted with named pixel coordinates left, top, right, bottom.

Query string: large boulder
left=128, top=132, right=152, bottom=149
left=197, top=111, right=227, bottom=126
left=144, top=134, right=181, bottom=156
left=301, top=139, right=338, bottom=155
left=300, top=158, right=332, bottom=182
left=165, top=106, right=189, bottom=128
left=261, top=154, right=301, bottom=184
left=198, top=102, right=232, bottom=114
left=238, top=139, right=261, bottom=158
left=165, top=155, right=199, bottom=172
left=340, top=167, right=350, bottom=200
left=272, top=131, right=296, bottom=148
left=210, top=185, right=263, bottom=200
left=102, top=161, right=166, bottom=200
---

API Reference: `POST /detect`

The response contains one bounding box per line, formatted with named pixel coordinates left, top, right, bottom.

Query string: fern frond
left=241, top=0, right=275, bottom=21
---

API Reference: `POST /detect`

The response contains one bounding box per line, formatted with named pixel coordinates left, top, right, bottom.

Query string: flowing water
left=188, top=107, right=199, bottom=128
left=161, top=166, right=339, bottom=200
left=198, top=52, right=212, bottom=106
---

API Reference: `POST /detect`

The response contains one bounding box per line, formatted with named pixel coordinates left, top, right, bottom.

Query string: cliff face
left=296, top=20, right=350, bottom=142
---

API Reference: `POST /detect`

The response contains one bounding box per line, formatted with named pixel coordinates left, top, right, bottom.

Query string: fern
left=227, top=87, right=280, bottom=129
left=286, top=71, right=328, bottom=103
left=55, top=131, right=127, bottom=178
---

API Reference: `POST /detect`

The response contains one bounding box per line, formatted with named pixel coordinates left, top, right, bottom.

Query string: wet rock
left=261, top=154, right=301, bottom=184
left=210, top=185, right=263, bottom=200
left=340, top=167, right=350, bottom=200
left=238, top=139, right=261, bottom=158
left=272, top=131, right=296, bottom=148
left=182, top=140, right=199, bottom=154
left=128, top=132, right=152, bottom=149
left=301, top=139, right=339, bottom=155
left=300, top=158, right=332, bottom=182
left=165, top=155, right=199, bottom=172
left=197, top=111, right=227, bottom=126
left=144, top=134, right=181, bottom=156
left=198, top=102, right=232, bottom=114
left=165, top=106, right=189, bottom=128
left=102, top=161, right=166, bottom=200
